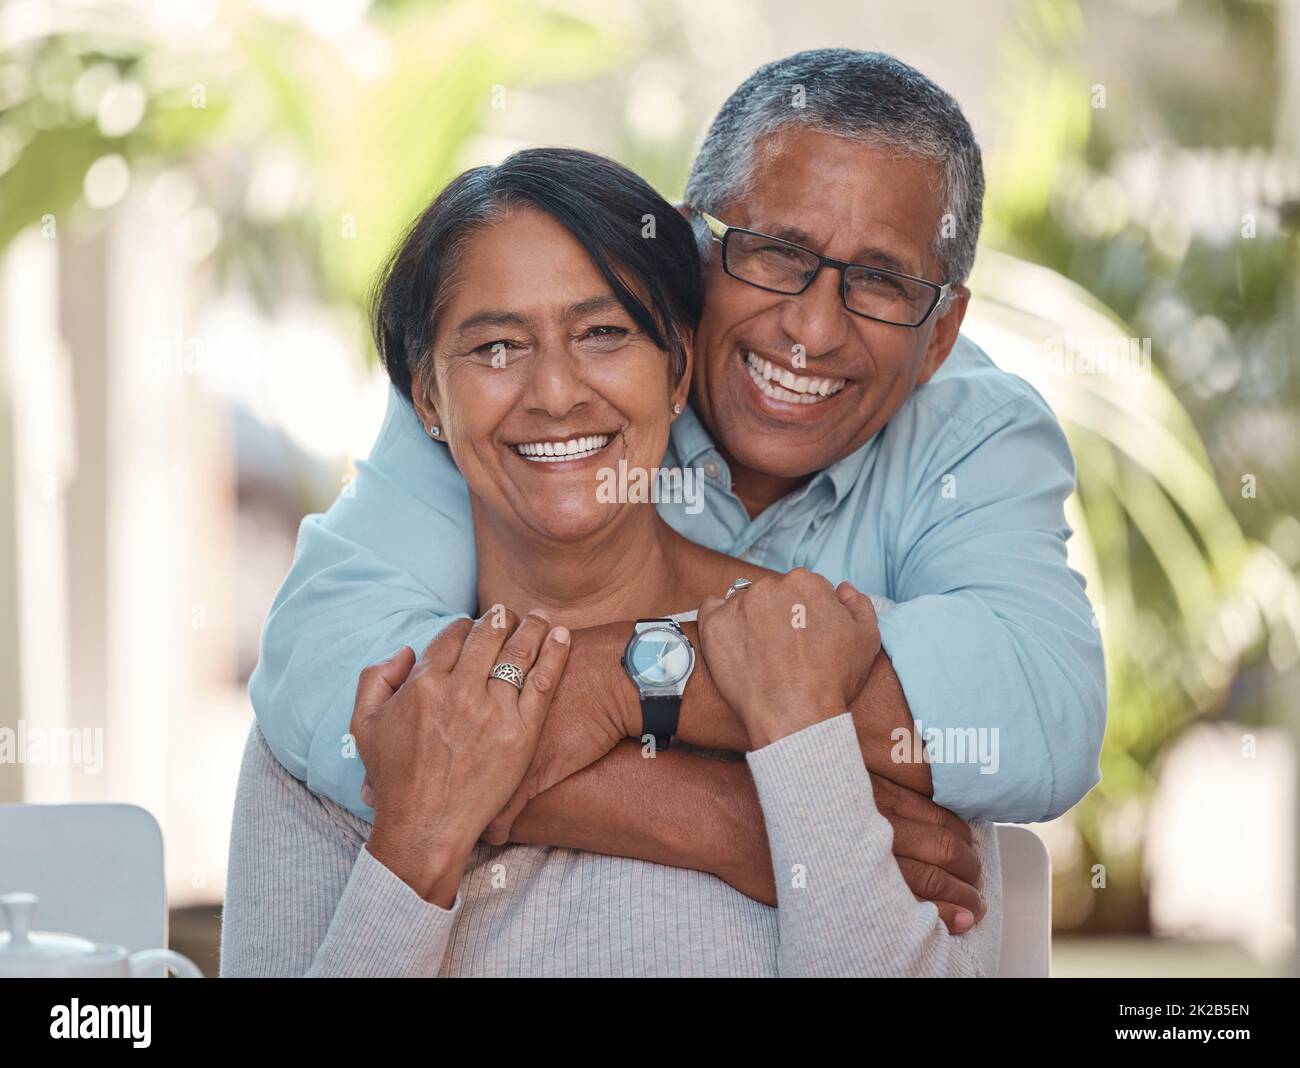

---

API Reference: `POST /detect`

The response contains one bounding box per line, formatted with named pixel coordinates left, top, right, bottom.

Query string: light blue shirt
left=251, top=335, right=1105, bottom=823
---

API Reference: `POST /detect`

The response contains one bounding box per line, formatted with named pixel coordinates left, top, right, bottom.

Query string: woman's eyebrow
left=452, top=310, right=530, bottom=337
left=562, top=294, right=624, bottom=319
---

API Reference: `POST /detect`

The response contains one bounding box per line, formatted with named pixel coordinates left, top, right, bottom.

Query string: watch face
left=627, top=626, right=693, bottom=688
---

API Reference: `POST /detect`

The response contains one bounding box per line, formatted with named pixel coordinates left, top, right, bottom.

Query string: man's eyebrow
left=762, top=224, right=915, bottom=275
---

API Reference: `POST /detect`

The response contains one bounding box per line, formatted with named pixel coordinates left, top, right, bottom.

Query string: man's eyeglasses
left=698, top=211, right=950, bottom=329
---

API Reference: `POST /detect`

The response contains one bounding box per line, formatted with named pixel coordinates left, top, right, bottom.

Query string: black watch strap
left=641, top=695, right=682, bottom=751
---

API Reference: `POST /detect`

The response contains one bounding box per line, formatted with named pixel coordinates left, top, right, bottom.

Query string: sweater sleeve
left=746, top=714, right=1002, bottom=977
left=220, top=725, right=461, bottom=977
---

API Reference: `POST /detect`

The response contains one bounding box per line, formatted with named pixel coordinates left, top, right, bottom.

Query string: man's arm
left=872, top=387, right=1107, bottom=822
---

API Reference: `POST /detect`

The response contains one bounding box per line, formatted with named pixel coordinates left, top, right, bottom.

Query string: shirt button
left=703, top=458, right=721, bottom=479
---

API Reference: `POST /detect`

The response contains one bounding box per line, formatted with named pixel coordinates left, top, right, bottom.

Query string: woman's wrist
left=367, top=821, right=473, bottom=909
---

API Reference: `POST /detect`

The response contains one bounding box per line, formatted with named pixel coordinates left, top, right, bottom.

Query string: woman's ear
left=410, top=371, right=445, bottom=440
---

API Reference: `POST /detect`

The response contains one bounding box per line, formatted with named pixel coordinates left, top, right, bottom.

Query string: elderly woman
left=220, top=148, right=1001, bottom=977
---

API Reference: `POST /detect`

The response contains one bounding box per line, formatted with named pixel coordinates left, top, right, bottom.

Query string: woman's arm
left=220, top=725, right=460, bottom=977
left=225, top=609, right=570, bottom=977
left=745, top=714, right=1001, bottom=976
left=692, top=568, right=998, bottom=973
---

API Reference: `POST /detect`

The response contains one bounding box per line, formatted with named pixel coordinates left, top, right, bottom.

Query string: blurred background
left=0, top=0, right=1297, bottom=977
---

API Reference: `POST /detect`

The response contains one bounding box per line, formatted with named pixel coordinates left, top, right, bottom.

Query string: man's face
left=691, top=128, right=968, bottom=482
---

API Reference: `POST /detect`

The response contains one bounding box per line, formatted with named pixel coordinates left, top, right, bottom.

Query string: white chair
left=994, top=823, right=1052, bottom=977
left=0, top=803, right=171, bottom=975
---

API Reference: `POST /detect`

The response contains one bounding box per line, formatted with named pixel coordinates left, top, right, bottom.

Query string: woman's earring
left=427, top=424, right=440, bottom=438
left=671, top=404, right=683, bottom=416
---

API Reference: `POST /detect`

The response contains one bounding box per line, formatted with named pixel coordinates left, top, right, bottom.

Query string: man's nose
left=777, top=266, right=850, bottom=361
left=522, top=342, right=594, bottom=418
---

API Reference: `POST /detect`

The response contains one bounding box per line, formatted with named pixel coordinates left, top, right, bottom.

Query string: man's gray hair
left=685, top=49, right=984, bottom=288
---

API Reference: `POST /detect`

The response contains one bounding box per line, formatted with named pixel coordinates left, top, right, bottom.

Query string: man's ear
left=671, top=329, right=695, bottom=414
left=918, top=286, right=969, bottom=385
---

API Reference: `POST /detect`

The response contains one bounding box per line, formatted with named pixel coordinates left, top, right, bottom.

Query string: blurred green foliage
left=981, top=0, right=1300, bottom=932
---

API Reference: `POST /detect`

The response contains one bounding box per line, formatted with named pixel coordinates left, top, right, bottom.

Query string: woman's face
left=415, top=207, right=692, bottom=543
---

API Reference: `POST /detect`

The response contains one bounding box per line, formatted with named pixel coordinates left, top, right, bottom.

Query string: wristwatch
left=621, top=618, right=696, bottom=751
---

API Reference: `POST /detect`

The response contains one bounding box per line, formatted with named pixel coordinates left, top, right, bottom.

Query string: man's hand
left=871, top=772, right=985, bottom=933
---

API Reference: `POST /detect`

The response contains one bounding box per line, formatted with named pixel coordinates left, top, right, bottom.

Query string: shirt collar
left=667, top=404, right=718, bottom=468
left=670, top=403, right=879, bottom=510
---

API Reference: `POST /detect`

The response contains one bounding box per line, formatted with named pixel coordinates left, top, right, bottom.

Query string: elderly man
left=250, top=49, right=1105, bottom=933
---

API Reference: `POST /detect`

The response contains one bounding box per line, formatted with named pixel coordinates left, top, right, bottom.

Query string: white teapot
left=0, top=892, right=203, bottom=978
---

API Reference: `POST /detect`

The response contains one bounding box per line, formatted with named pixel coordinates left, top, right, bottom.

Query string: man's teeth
left=513, top=434, right=611, bottom=462
left=744, top=351, right=847, bottom=404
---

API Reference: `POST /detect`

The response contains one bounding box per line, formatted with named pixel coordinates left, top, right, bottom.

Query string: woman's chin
left=519, top=506, right=612, bottom=544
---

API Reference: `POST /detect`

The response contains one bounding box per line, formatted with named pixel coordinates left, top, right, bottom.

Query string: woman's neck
left=471, top=499, right=698, bottom=629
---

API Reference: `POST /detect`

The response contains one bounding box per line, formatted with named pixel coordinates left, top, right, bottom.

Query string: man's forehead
left=729, top=130, right=945, bottom=270
left=735, top=199, right=932, bottom=274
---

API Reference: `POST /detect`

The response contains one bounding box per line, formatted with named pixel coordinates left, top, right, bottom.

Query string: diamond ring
left=723, top=578, right=753, bottom=601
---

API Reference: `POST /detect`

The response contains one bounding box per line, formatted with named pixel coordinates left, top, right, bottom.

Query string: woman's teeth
left=513, top=434, right=611, bottom=462
left=744, top=351, right=847, bottom=404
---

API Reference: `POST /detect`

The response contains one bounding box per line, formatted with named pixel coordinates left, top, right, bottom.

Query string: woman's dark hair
left=371, top=147, right=703, bottom=402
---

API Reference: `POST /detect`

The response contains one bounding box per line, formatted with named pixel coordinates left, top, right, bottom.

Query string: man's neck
left=720, top=446, right=813, bottom=521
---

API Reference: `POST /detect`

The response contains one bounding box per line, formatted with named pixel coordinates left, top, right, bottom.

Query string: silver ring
left=723, top=578, right=753, bottom=601
left=488, top=662, right=526, bottom=691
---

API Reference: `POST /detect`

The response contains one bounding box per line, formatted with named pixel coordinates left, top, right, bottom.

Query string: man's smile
left=736, top=347, right=853, bottom=418
left=743, top=350, right=848, bottom=402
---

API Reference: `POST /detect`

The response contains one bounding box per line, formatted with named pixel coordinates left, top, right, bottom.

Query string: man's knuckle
left=934, top=828, right=960, bottom=866
left=918, top=864, right=947, bottom=900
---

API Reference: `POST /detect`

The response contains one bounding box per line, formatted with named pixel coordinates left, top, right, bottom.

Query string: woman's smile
left=510, top=432, right=615, bottom=466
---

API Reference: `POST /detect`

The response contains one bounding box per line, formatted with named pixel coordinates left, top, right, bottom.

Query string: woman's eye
left=472, top=339, right=523, bottom=362
left=577, top=326, right=630, bottom=349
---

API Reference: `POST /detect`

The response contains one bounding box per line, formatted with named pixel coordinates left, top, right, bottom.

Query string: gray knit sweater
left=220, top=715, right=1001, bottom=977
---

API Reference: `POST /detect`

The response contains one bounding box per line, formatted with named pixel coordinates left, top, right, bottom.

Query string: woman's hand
left=350, top=609, right=571, bottom=907
left=697, top=569, right=879, bottom=749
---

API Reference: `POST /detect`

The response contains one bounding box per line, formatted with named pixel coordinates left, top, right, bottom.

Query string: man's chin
left=721, top=426, right=847, bottom=482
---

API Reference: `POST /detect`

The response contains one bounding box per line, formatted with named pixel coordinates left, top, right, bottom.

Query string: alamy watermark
left=1044, top=331, right=1152, bottom=384
left=0, top=721, right=104, bottom=774
left=596, top=460, right=704, bottom=515
left=890, top=720, right=1000, bottom=775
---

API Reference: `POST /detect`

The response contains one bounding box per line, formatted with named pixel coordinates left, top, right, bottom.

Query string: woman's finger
left=835, top=580, right=877, bottom=629
left=351, top=646, right=417, bottom=732
left=516, top=626, right=571, bottom=726
left=414, top=617, right=475, bottom=676
left=697, top=594, right=725, bottom=627
left=453, top=604, right=518, bottom=680
left=486, top=611, right=552, bottom=696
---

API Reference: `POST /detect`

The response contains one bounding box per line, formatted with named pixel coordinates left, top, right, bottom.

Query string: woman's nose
left=522, top=342, right=594, bottom=418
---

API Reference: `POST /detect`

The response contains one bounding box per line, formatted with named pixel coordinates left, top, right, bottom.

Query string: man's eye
left=852, top=270, right=907, bottom=295
left=757, top=244, right=804, bottom=262
left=473, top=339, right=521, bottom=358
